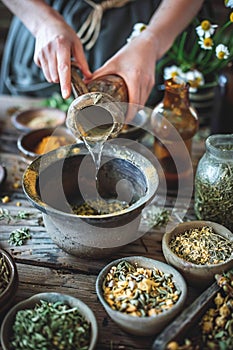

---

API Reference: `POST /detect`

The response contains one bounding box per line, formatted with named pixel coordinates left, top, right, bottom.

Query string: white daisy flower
left=196, top=20, right=218, bottom=38
left=163, top=65, right=182, bottom=80
left=225, top=0, right=233, bottom=8
left=183, top=70, right=205, bottom=92
left=215, top=44, right=230, bottom=59
left=198, top=36, right=213, bottom=50
left=127, top=23, right=147, bottom=42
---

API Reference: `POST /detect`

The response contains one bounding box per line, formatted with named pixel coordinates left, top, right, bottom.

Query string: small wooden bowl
left=162, top=220, right=233, bottom=288
left=1, top=292, right=98, bottom=350
left=96, top=256, right=187, bottom=336
left=12, top=107, right=66, bottom=132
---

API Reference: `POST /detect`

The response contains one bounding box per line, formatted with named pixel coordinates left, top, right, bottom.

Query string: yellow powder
left=34, top=136, right=68, bottom=154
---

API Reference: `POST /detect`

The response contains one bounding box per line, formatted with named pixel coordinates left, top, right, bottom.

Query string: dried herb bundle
left=10, top=300, right=91, bottom=350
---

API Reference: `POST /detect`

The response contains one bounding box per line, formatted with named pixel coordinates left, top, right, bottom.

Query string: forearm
left=145, top=0, right=204, bottom=61
left=1, top=0, right=64, bottom=36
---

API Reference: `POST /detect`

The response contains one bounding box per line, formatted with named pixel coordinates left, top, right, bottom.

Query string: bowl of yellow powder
left=17, top=126, right=76, bottom=162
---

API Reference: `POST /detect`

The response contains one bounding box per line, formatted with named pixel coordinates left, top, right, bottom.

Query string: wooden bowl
left=162, top=220, right=233, bottom=288
left=96, top=256, right=187, bottom=336
left=12, top=107, right=66, bottom=132
left=1, top=292, right=98, bottom=350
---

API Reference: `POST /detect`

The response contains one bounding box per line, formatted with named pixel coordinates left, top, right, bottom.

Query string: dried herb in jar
left=10, top=300, right=91, bottom=350
left=194, top=134, right=233, bottom=231
left=169, top=226, right=232, bottom=265
left=102, top=260, right=181, bottom=317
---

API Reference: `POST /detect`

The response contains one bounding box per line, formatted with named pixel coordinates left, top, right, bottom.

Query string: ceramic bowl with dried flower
left=1, top=292, right=98, bottom=350
left=96, top=256, right=187, bottom=336
left=0, top=249, right=18, bottom=318
left=162, top=220, right=233, bottom=288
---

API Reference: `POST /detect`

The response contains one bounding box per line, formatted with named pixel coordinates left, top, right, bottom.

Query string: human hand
left=87, top=30, right=157, bottom=121
left=33, top=17, right=92, bottom=99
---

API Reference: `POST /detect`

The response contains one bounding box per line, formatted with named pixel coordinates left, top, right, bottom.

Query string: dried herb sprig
left=142, top=206, right=170, bottom=229
left=0, top=207, right=32, bottom=224
left=10, top=300, right=91, bottom=350
left=0, top=253, right=10, bottom=295
left=8, top=227, right=31, bottom=246
left=169, top=226, right=233, bottom=265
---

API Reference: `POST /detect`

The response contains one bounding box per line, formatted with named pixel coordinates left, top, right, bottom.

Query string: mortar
left=22, top=142, right=158, bottom=258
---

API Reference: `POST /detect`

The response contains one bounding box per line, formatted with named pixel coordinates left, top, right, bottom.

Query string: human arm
left=1, top=0, right=92, bottom=99
left=89, top=0, right=205, bottom=118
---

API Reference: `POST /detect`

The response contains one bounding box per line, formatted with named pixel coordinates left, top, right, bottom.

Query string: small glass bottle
left=194, top=134, right=233, bottom=231
left=151, top=78, right=199, bottom=189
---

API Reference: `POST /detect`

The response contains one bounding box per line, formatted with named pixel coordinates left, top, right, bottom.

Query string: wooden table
left=0, top=95, right=207, bottom=350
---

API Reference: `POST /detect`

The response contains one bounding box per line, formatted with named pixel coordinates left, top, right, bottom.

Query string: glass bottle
left=194, top=134, right=233, bottom=231
left=151, top=78, right=199, bottom=189
left=67, top=66, right=128, bottom=142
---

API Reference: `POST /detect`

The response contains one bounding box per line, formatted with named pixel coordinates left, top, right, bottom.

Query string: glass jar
left=194, top=134, right=233, bottom=231
left=151, top=78, right=199, bottom=189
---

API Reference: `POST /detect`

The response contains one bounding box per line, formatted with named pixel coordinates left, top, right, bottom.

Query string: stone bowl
left=95, top=256, right=187, bottom=336
left=1, top=292, right=98, bottom=350
left=22, top=142, right=159, bottom=258
left=0, top=249, right=18, bottom=319
left=162, top=220, right=233, bottom=288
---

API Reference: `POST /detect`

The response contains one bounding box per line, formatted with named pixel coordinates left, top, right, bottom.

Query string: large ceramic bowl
left=0, top=249, right=18, bottom=319
left=22, top=142, right=159, bottom=258
left=162, top=220, right=233, bottom=288
left=96, top=256, right=187, bottom=336
left=1, top=292, right=98, bottom=350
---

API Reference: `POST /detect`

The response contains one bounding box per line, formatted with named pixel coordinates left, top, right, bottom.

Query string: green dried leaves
left=8, top=228, right=31, bottom=246
left=10, top=300, right=91, bottom=350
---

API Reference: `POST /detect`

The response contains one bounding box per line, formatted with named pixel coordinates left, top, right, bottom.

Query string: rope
left=77, top=0, right=135, bottom=50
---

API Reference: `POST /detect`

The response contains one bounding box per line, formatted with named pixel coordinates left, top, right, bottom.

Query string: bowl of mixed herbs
left=1, top=292, right=98, bottom=350
left=162, top=220, right=233, bottom=288
left=96, top=256, right=187, bottom=336
left=0, top=248, right=18, bottom=318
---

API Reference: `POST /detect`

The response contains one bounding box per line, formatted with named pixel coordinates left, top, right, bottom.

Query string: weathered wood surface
left=0, top=95, right=206, bottom=350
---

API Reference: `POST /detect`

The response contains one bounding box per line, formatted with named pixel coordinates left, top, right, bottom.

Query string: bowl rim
left=11, top=107, right=66, bottom=132
left=162, top=220, right=233, bottom=270
left=0, top=249, right=18, bottom=302
left=22, top=143, right=159, bottom=219
left=96, top=256, right=187, bottom=322
left=0, top=292, right=98, bottom=350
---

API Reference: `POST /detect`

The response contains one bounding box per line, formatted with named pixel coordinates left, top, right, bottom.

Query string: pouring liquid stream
left=68, top=104, right=129, bottom=215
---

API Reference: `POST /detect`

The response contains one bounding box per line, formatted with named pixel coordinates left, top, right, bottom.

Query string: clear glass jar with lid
left=194, top=134, right=233, bottom=231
